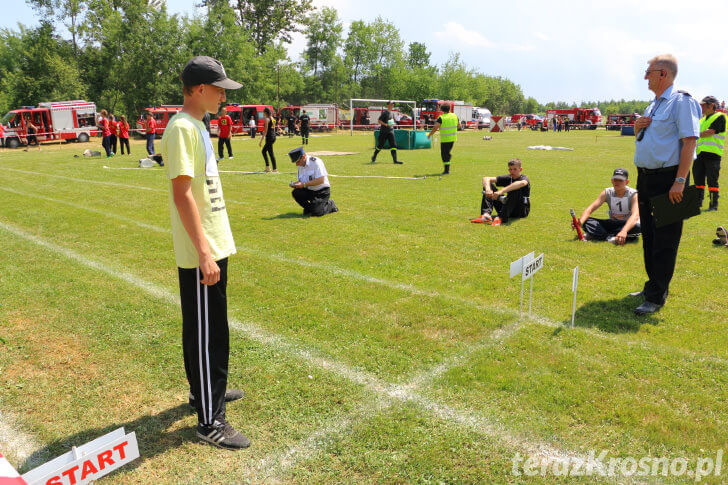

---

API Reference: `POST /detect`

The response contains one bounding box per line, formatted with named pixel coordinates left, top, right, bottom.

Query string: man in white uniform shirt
left=577, top=168, right=641, bottom=245
left=288, top=147, right=338, bottom=216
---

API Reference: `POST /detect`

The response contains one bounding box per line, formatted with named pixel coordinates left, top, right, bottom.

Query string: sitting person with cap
left=577, top=168, right=641, bottom=244
left=288, top=147, right=338, bottom=217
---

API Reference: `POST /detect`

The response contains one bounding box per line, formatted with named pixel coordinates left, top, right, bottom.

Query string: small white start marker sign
left=522, top=253, right=544, bottom=281
left=22, top=428, right=138, bottom=485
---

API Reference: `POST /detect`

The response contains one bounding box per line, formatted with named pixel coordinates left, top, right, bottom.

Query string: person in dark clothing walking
left=371, top=101, right=402, bottom=164
left=260, top=107, right=277, bottom=172
left=297, top=110, right=310, bottom=145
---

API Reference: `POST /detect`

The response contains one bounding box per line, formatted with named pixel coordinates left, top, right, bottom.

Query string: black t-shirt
left=379, top=110, right=392, bottom=134
left=700, top=113, right=726, bottom=161
left=299, top=113, right=310, bottom=130
left=495, top=174, right=530, bottom=206
left=288, top=115, right=297, bottom=127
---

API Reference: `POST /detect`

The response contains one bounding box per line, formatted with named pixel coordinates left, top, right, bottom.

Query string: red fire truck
left=606, top=113, right=639, bottom=130
left=419, top=99, right=475, bottom=129
left=210, top=104, right=273, bottom=136
left=136, top=105, right=183, bottom=137
left=546, top=108, right=602, bottom=130
left=511, top=114, right=547, bottom=130
left=1, top=100, right=97, bottom=148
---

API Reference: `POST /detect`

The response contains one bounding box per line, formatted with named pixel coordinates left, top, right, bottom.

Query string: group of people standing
left=97, top=110, right=132, bottom=158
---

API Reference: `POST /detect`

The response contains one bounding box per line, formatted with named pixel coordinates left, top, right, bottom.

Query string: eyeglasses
left=644, top=69, right=663, bottom=76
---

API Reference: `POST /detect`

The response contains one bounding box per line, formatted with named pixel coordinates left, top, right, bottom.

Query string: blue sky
left=4, top=0, right=727, bottom=106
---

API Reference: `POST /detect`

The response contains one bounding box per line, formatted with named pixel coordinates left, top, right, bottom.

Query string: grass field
left=0, top=128, right=727, bottom=484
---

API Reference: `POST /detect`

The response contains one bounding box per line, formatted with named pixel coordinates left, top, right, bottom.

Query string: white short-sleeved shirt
left=297, top=156, right=330, bottom=191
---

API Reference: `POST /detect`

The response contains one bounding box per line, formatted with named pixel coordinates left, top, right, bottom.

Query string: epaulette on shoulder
left=676, top=90, right=692, bottom=97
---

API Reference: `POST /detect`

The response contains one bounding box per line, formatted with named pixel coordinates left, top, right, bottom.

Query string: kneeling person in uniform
left=288, top=147, right=338, bottom=216
left=578, top=168, right=641, bottom=244
left=471, top=158, right=530, bottom=225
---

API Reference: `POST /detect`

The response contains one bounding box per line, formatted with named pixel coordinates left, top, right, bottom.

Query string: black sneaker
left=196, top=419, right=250, bottom=450
left=393, top=160, right=403, bottom=164
left=189, top=389, right=244, bottom=408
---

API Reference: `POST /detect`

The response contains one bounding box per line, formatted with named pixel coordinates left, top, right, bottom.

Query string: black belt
left=637, top=166, right=678, bottom=174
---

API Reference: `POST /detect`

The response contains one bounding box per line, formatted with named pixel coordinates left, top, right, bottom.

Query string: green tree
left=407, top=42, right=430, bottom=70
left=302, top=6, right=342, bottom=77
left=232, top=0, right=313, bottom=55
left=343, top=20, right=374, bottom=85
left=25, top=0, right=86, bottom=56
left=0, top=23, right=85, bottom=113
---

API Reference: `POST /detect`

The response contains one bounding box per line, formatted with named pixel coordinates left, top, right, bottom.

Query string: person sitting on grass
left=713, top=226, right=727, bottom=247
left=471, top=158, right=530, bottom=226
left=577, top=168, right=641, bottom=245
left=288, top=147, right=338, bottom=217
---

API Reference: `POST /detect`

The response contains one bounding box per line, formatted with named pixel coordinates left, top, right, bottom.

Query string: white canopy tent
left=348, top=98, right=417, bottom=135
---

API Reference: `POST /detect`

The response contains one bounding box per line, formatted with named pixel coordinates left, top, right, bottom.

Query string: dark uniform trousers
left=372, top=130, right=397, bottom=162
left=583, top=218, right=641, bottom=240
left=636, top=167, right=687, bottom=305
left=218, top=137, right=232, bottom=159
left=480, top=183, right=530, bottom=223
left=179, top=258, right=229, bottom=425
left=441, top=141, right=454, bottom=165
left=692, top=152, right=720, bottom=205
left=301, top=128, right=309, bottom=145
left=292, top=187, right=336, bottom=216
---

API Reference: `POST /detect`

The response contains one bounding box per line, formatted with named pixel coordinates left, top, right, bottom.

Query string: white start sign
left=22, top=428, right=139, bottom=485
left=522, top=253, right=544, bottom=281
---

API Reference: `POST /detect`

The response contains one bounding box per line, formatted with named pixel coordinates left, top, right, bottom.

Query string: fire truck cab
left=420, top=99, right=475, bottom=130
left=136, top=105, right=183, bottom=137
left=1, top=100, right=97, bottom=148
left=546, top=108, right=602, bottom=130
left=210, top=104, right=273, bottom=136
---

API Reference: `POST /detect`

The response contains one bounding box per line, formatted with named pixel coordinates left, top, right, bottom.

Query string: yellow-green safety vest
left=697, top=111, right=726, bottom=156
left=439, top=112, right=459, bottom=143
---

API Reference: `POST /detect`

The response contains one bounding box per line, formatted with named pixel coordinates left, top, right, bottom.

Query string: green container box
left=410, top=130, right=432, bottom=149
left=373, top=129, right=413, bottom=149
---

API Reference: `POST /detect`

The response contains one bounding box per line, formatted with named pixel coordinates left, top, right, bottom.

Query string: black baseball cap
left=289, top=147, right=305, bottom=162
left=181, top=56, right=242, bottom=89
left=701, top=95, right=719, bottom=106
left=612, top=168, right=629, bottom=180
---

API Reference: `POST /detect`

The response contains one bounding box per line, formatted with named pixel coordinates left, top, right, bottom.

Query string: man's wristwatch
left=675, top=176, right=686, bottom=184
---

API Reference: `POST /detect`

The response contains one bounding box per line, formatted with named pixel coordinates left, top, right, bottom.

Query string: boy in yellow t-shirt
left=161, top=56, right=249, bottom=450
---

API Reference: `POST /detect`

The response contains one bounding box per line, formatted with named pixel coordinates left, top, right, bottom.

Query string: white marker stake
left=571, top=266, right=579, bottom=327
left=522, top=254, right=544, bottom=316
left=510, top=252, right=534, bottom=317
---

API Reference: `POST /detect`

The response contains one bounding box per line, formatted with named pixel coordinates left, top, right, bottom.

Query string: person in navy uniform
left=288, top=147, right=338, bottom=216
left=631, top=54, right=701, bottom=315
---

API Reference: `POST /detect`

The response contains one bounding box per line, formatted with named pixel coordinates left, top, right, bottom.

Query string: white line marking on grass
left=4, top=167, right=164, bottom=192
left=0, top=187, right=168, bottom=234
left=219, top=170, right=426, bottom=180
left=252, top=320, right=525, bottom=482
left=0, top=221, right=598, bottom=477
left=3, top=188, right=725, bottom=369
left=0, top=410, right=48, bottom=470
left=2, top=167, right=248, bottom=206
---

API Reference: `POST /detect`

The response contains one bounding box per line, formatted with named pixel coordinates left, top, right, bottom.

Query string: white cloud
left=435, top=21, right=493, bottom=49
left=534, top=31, right=550, bottom=41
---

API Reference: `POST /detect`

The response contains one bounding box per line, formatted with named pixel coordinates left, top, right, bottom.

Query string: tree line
left=0, top=0, right=649, bottom=120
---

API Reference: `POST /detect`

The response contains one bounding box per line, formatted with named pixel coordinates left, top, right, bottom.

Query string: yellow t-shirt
left=161, top=112, right=236, bottom=268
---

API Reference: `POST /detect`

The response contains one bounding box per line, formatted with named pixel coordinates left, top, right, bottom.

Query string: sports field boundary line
left=218, top=169, right=427, bottom=180
left=251, top=320, right=528, bottom=482
left=2, top=167, right=249, bottom=206
left=3, top=185, right=726, bottom=369
left=0, top=220, right=599, bottom=477
left=0, top=409, right=49, bottom=471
